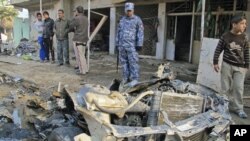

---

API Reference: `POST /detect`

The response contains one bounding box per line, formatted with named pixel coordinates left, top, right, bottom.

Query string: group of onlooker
left=34, top=6, right=88, bottom=74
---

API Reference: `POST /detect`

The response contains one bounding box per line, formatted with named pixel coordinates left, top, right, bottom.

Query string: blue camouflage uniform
left=116, top=3, right=144, bottom=83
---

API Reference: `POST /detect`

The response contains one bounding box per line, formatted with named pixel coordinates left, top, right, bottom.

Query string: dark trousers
left=0, top=45, right=1, bottom=53
left=38, top=37, right=46, bottom=61
left=44, top=37, right=55, bottom=61
left=57, top=39, right=69, bottom=64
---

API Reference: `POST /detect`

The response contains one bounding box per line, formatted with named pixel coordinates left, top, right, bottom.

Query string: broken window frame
left=166, top=0, right=247, bottom=41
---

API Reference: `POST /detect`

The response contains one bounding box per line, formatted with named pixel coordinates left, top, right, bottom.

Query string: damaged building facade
left=10, top=0, right=250, bottom=64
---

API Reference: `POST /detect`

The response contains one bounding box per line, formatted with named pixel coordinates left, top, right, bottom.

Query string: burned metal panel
left=175, top=110, right=231, bottom=137
left=111, top=124, right=169, bottom=138
left=161, top=92, right=204, bottom=122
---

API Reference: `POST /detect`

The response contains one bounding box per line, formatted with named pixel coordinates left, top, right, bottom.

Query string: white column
left=189, top=1, right=195, bottom=63
left=156, top=3, right=166, bottom=59
left=109, top=7, right=116, bottom=55
left=40, top=0, right=42, bottom=13
left=87, top=0, right=90, bottom=71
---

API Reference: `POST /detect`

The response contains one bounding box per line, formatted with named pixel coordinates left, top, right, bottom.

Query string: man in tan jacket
left=69, top=6, right=88, bottom=74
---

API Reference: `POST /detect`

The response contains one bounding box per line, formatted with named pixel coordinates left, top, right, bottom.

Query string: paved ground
left=0, top=53, right=250, bottom=124
left=0, top=53, right=197, bottom=90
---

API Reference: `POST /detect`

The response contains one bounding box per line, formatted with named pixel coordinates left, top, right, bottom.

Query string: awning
left=11, top=0, right=58, bottom=11
left=112, top=0, right=126, bottom=4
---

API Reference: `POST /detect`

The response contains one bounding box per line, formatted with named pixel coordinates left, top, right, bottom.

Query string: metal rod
left=87, top=15, right=108, bottom=43
left=91, top=11, right=106, bottom=17
left=188, top=1, right=195, bottom=63
left=233, top=0, right=237, bottom=15
left=87, top=0, right=90, bottom=71
left=172, top=16, right=177, bottom=61
left=40, top=0, right=42, bottom=13
left=214, top=7, right=221, bottom=38
left=201, top=0, right=206, bottom=42
left=174, top=16, right=177, bottom=42
left=167, top=11, right=238, bottom=16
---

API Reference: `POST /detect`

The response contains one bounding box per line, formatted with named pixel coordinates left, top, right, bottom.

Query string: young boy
left=213, top=14, right=249, bottom=119
left=34, top=12, right=45, bottom=62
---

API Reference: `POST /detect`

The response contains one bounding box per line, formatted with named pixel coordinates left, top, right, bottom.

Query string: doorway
left=175, top=16, right=192, bottom=61
left=90, top=8, right=110, bottom=52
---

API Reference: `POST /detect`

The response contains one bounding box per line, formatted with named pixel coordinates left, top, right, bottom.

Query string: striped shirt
left=213, top=31, right=250, bottom=68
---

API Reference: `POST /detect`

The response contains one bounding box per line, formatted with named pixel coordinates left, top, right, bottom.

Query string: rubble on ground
left=0, top=72, right=86, bottom=140
left=0, top=38, right=37, bottom=58
left=15, top=38, right=37, bottom=56
left=0, top=63, right=232, bottom=141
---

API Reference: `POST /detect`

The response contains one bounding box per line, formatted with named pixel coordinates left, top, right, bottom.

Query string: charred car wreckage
left=65, top=63, right=232, bottom=141
left=0, top=64, right=232, bottom=141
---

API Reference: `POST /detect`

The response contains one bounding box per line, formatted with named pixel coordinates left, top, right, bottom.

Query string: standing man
left=54, top=9, right=70, bottom=66
left=116, top=2, right=144, bottom=86
left=34, top=12, right=45, bottom=62
left=69, top=6, right=88, bottom=74
left=213, top=14, right=249, bottom=119
left=43, top=11, right=55, bottom=63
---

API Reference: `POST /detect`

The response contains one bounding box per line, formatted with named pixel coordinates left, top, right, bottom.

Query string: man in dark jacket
left=55, top=9, right=70, bottom=66
left=69, top=6, right=88, bottom=74
left=43, top=11, right=55, bottom=63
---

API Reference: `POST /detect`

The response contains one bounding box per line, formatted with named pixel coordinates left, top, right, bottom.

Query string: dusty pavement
left=0, top=53, right=197, bottom=90
left=0, top=52, right=250, bottom=125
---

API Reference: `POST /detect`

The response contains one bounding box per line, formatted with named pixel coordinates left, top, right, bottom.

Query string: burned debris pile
left=15, top=38, right=37, bottom=56
left=0, top=73, right=85, bottom=141
left=0, top=38, right=37, bottom=60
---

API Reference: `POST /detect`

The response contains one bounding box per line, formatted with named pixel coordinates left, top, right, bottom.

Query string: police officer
left=116, top=2, right=144, bottom=86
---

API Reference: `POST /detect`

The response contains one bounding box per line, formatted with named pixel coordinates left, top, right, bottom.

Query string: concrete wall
left=156, top=3, right=166, bottom=59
